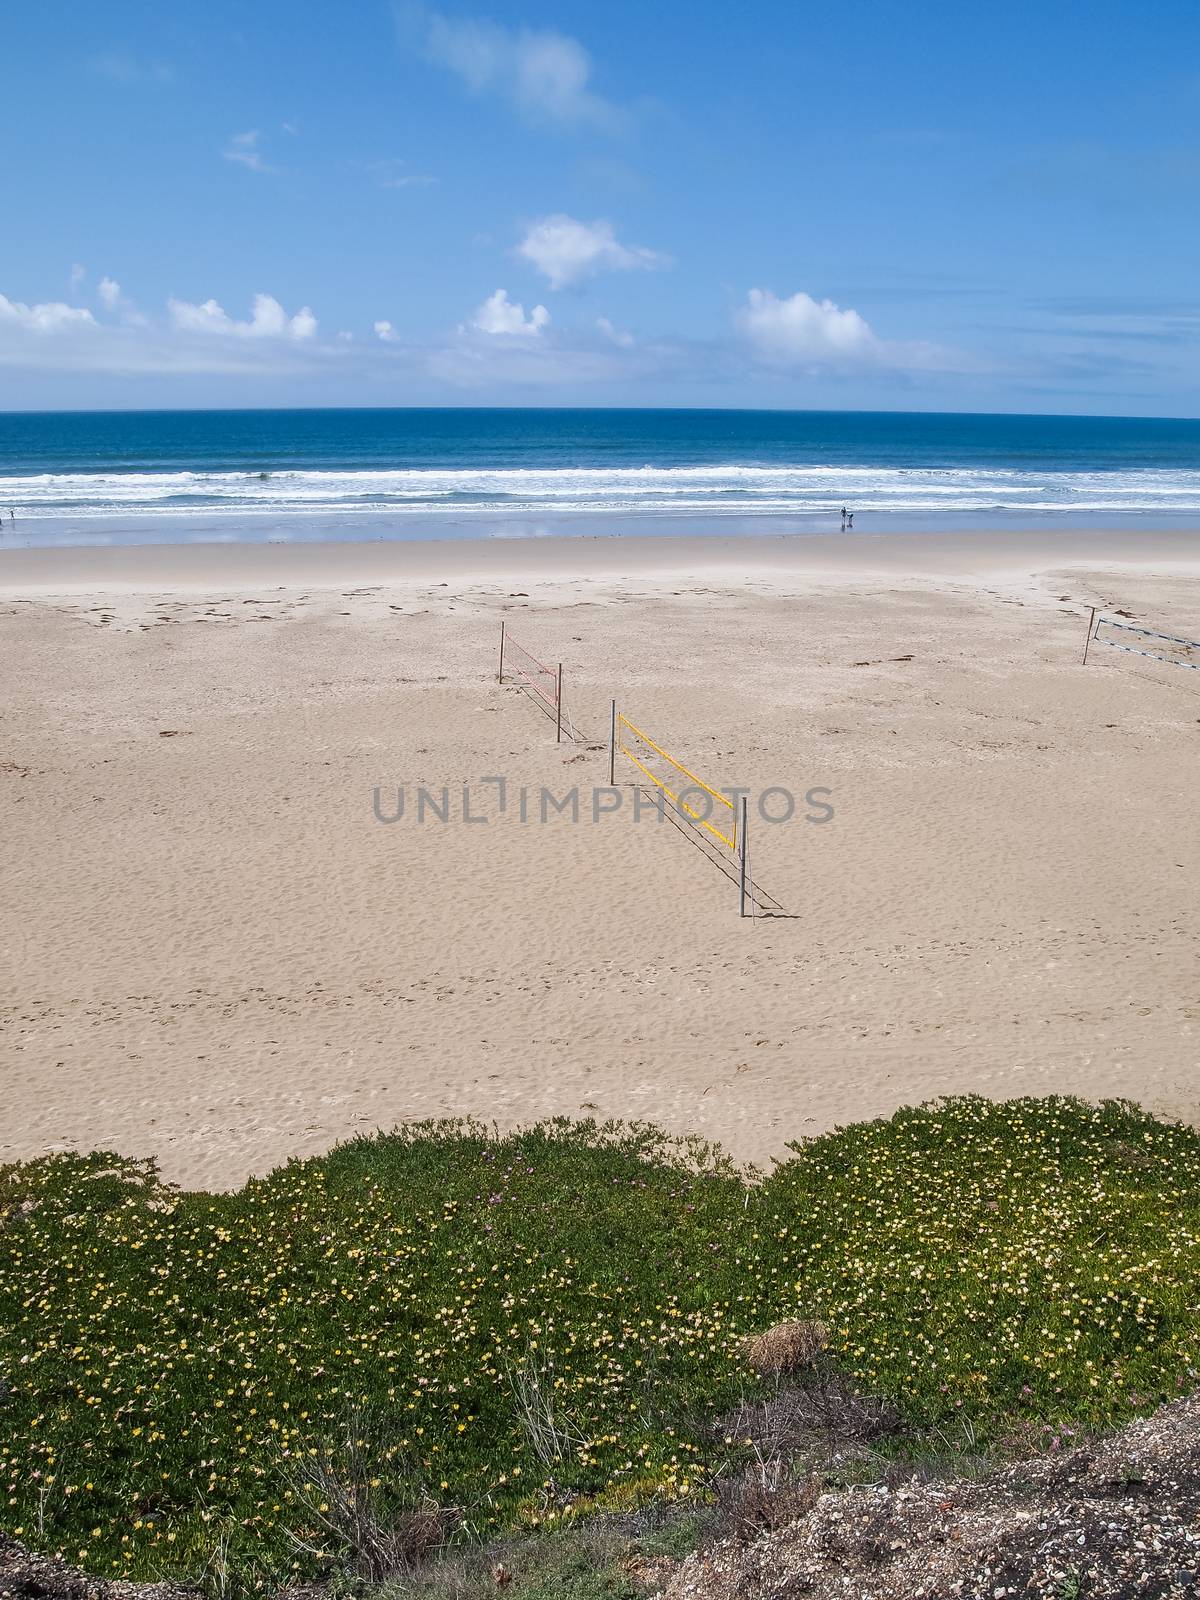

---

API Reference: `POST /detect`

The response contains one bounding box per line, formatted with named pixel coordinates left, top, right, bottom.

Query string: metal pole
left=556, top=663, right=563, bottom=743
left=498, top=620, right=506, bottom=683
left=739, top=797, right=748, bottom=918
left=609, top=700, right=617, bottom=786
left=1082, top=606, right=1097, bottom=666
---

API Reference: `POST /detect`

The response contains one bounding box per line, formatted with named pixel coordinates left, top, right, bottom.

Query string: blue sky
left=2, top=0, right=1197, bottom=413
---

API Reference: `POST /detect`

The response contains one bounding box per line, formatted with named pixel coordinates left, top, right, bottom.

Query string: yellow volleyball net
left=614, top=712, right=737, bottom=850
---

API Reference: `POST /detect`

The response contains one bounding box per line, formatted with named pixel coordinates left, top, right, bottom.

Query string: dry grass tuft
left=741, top=1319, right=828, bottom=1377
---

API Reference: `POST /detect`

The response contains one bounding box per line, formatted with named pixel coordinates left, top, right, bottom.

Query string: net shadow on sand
left=626, top=783, right=793, bottom=918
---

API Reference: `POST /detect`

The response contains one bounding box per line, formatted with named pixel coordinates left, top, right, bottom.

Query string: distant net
left=502, top=631, right=559, bottom=709
left=499, top=627, right=584, bottom=741
left=616, top=713, right=737, bottom=850
left=1094, top=617, right=1200, bottom=672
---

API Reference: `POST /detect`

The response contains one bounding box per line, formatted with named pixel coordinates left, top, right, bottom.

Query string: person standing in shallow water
left=840, top=506, right=847, bottom=531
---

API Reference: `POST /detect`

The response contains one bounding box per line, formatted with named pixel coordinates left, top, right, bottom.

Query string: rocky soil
left=0, top=1538, right=199, bottom=1600
left=662, top=1394, right=1200, bottom=1599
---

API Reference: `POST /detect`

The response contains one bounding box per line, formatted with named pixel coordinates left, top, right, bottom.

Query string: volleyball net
left=1091, top=615, right=1200, bottom=673
left=614, top=711, right=737, bottom=850
left=498, top=623, right=581, bottom=741
left=501, top=628, right=559, bottom=710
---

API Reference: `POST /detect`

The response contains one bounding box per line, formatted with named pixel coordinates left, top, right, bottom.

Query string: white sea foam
left=3, top=464, right=1200, bottom=518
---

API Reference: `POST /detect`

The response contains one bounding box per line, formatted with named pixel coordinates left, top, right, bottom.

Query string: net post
left=556, top=663, right=563, bottom=743
left=739, top=796, right=749, bottom=918
left=609, top=700, right=617, bottom=785
left=498, top=620, right=506, bottom=683
left=1082, top=607, right=1097, bottom=666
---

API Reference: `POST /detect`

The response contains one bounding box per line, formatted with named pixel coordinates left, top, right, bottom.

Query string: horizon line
left=2, top=403, right=1199, bottom=424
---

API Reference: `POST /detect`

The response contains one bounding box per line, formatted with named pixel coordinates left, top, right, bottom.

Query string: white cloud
left=596, top=316, right=634, bottom=348
left=70, top=263, right=87, bottom=293
left=737, top=288, right=879, bottom=365
left=403, top=5, right=622, bottom=130
left=517, top=215, right=666, bottom=290
left=470, top=288, right=550, bottom=336
left=0, top=293, right=96, bottom=333
left=91, top=276, right=150, bottom=329
left=223, top=130, right=271, bottom=173
left=289, top=306, right=318, bottom=340
left=1, top=274, right=644, bottom=394
left=168, top=293, right=317, bottom=340
left=1, top=274, right=955, bottom=398
left=736, top=287, right=954, bottom=373
left=0, top=282, right=334, bottom=383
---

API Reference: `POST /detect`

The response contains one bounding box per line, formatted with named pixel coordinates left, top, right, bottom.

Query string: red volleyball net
left=501, top=628, right=559, bottom=712
left=498, top=624, right=581, bottom=741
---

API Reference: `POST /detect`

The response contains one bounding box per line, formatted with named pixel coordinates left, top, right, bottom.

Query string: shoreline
left=3, top=526, right=1200, bottom=596
left=3, top=506, right=1200, bottom=556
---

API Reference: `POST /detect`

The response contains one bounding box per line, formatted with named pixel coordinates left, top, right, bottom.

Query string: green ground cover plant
left=1, top=1097, right=1197, bottom=1593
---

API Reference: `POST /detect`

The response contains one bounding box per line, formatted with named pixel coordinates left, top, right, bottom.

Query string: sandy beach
left=2, top=529, right=1197, bottom=1190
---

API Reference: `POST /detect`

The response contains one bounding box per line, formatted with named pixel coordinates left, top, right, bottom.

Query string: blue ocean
left=1, top=408, right=1199, bottom=548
